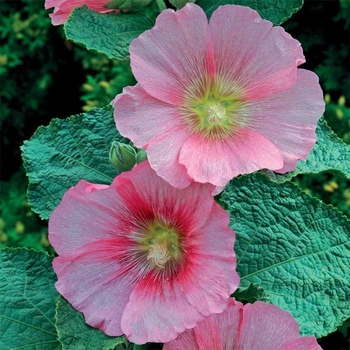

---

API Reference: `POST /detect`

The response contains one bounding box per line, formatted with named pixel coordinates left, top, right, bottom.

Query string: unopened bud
left=136, top=149, right=147, bottom=164
left=109, top=141, right=137, bottom=172
left=169, top=0, right=196, bottom=9
left=104, top=0, right=151, bottom=10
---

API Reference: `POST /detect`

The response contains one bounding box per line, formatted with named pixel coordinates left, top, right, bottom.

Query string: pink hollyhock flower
left=49, top=161, right=239, bottom=344
left=164, top=299, right=322, bottom=349
left=113, top=4, right=325, bottom=189
left=45, top=0, right=113, bottom=25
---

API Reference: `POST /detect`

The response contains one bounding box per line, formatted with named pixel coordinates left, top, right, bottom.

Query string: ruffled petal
left=53, top=239, right=139, bottom=336
left=179, top=129, right=284, bottom=186
left=130, top=4, right=211, bottom=105
left=209, top=5, right=305, bottom=99
left=113, top=85, right=186, bottom=148
left=145, top=131, right=193, bottom=189
left=237, top=301, right=300, bottom=349
left=246, top=69, right=325, bottom=173
left=121, top=277, right=203, bottom=344
left=49, top=180, right=127, bottom=255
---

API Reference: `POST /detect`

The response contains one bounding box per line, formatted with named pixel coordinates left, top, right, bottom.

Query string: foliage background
left=0, top=0, right=349, bottom=348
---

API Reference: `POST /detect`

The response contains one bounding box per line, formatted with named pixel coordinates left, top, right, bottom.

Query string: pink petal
left=162, top=329, right=198, bottom=350
left=246, top=69, right=325, bottom=173
left=280, top=337, right=322, bottom=350
left=46, top=0, right=112, bottom=25
left=121, top=277, right=203, bottom=344
left=113, top=85, right=187, bottom=148
left=193, top=299, right=241, bottom=349
left=49, top=180, right=126, bottom=255
left=53, top=239, right=139, bottom=336
left=130, top=4, right=211, bottom=105
left=116, top=161, right=213, bottom=232
left=179, top=252, right=238, bottom=317
left=145, top=131, right=193, bottom=189
left=178, top=203, right=239, bottom=315
left=238, top=301, right=301, bottom=349
left=163, top=299, right=241, bottom=350
left=209, top=5, right=305, bottom=99
left=179, top=129, right=284, bottom=186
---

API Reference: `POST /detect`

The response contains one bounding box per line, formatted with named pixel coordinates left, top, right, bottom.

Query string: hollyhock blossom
left=113, top=4, right=325, bottom=189
left=49, top=161, right=239, bottom=344
left=164, top=299, right=322, bottom=350
left=45, top=0, right=113, bottom=25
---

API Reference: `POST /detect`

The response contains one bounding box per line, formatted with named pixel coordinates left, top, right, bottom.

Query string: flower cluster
left=48, top=2, right=324, bottom=348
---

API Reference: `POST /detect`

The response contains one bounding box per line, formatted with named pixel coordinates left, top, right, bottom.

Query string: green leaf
left=197, top=0, right=303, bottom=25
left=64, top=6, right=154, bottom=59
left=232, top=282, right=269, bottom=303
left=21, top=106, right=127, bottom=220
left=56, top=297, right=125, bottom=350
left=105, top=0, right=152, bottom=10
left=0, top=248, right=60, bottom=350
left=222, top=173, right=350, bottom=337
left=268, top=118, right=350, bottom=183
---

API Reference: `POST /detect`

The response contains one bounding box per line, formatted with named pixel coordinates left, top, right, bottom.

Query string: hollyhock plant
left=113, top=4, right=325, bottom=189
left=45, top=0, right=113, bottom=25
left=48, top=161, right=239, bottom=344
left=164, top=299, right=322, bottom=350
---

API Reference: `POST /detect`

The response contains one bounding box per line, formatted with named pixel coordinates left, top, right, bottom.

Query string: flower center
left=139, top=221, right=181, bottom=269
left=182, top=77, right=247, bottom=138
left=207, top=103, right=227, bottom=125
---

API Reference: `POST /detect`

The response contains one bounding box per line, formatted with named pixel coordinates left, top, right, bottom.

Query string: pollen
left=147, top=240, right=171, bottom=268
left=207, top=104, right=227, bottom=125
left=182, top=77, right=247, bottom=138
left=138, top=221, right=182, bottom=269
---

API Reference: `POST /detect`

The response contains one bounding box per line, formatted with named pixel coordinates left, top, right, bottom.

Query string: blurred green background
left=0, top=0, right=349, bottom=348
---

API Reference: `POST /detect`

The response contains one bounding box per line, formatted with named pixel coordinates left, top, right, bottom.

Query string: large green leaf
left=0, top=248, right=60, bottom=350
left=64, top=6, right=154, bottom=59
left=221, top=173, right=350, bottom=337
left=197, top=0, right=303, bottom=24
left=269, top=118, right=350, bottom=183
left=21, top=106, right=127, bottom=220
left=56, top=297, right=125, bottom=350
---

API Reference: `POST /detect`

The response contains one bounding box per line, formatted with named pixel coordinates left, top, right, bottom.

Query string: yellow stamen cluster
left=139, top=221, right=181, bottom=269
left=182, top=77, right=247, bottom=138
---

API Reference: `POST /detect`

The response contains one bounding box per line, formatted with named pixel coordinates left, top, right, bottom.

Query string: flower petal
left=179, top=129, right=284, bottom=186
left=116, top=161, right=214, bottom=232
left=113, top=85, right=186, bottom=148
left=246, top=69, right=325, bottom=173
left=280, top=337, right=322, bottom=350
left=163, top=299, right=241, bottom=350
left=209, top=5, right=305, bottom=99
left=146, top=131, right=194, bottom=189
left=53, top=239, right=139, bottom=336
left=46, top=0, right=112, bottom=25
left=121, top=277, right=203, bottom=344
left=49, top=180, right=127, bottom=255
left=238, top=301, right=300, bottom=349
left=178, top=203, right=238, bottom=315
left=130, top=4, right=211, bottom=105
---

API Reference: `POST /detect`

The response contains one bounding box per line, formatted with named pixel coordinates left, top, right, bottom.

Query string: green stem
left=156, top=0, right=167, bottom=12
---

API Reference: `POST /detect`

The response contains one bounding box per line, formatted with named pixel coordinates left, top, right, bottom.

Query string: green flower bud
left=169, top=0, right=196, bottom=9
left=136, top=149, right=147, bottom=164
left=104, top=0, right=152, bottom=10
left=109, top=141, right=137, bottom=172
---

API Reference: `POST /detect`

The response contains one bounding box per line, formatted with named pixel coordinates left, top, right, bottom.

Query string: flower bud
left=136, top=149, right=147, bottom=164
left=104, top=0, right=151, bottom=10
left=109, top=141, right=137, bottom=172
